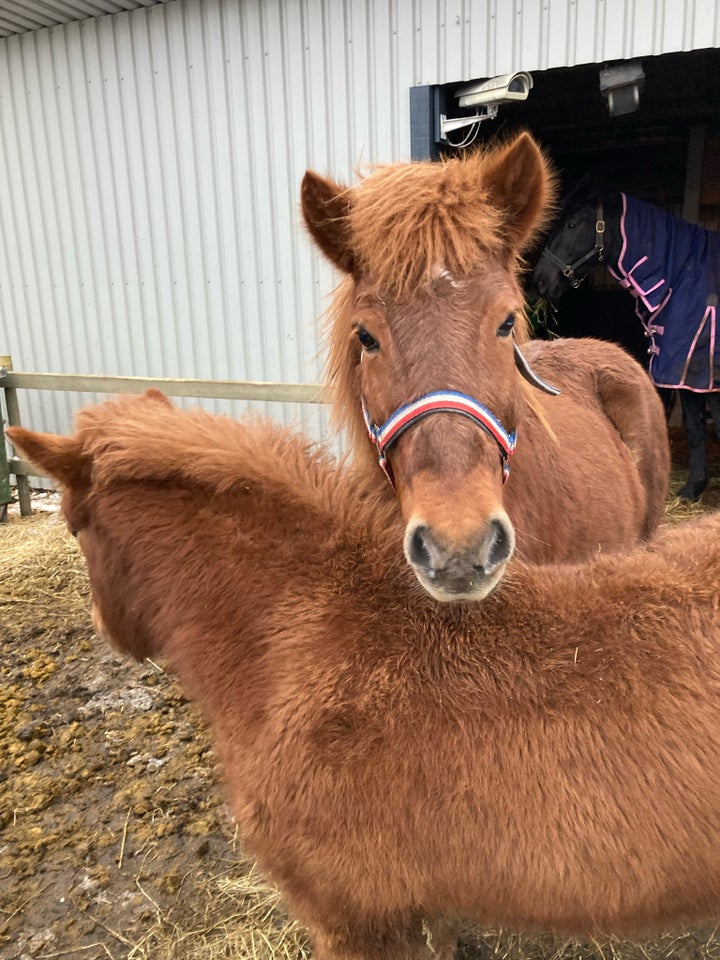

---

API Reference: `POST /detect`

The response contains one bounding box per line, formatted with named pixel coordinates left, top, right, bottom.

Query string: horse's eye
left=357, top=328, right=380, bottom=352
left=566, top=220, right=577, bottom=230
left=497, top=314, right=515, bottom=338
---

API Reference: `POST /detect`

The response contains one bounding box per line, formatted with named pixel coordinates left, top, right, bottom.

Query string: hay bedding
left=3, top=430, right=720, bottom=960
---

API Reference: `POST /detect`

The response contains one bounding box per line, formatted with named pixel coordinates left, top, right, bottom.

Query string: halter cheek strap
left=362, top=391, right=517, bottom=488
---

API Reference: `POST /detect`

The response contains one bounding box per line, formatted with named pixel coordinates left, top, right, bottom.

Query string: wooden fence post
left=0, top=367, right=10, bottom=523
left=1, top=355, right=33, bottom=517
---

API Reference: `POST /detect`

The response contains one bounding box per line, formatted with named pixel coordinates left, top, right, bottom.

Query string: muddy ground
left=3, top=428, right=720, bottom=960
left=2, top=502, right=308, bottom=960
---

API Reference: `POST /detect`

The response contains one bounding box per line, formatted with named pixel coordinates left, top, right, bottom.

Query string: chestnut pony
left=301, top=133, right=670, bottom=601
left=9, top=392, right=720, bottom=960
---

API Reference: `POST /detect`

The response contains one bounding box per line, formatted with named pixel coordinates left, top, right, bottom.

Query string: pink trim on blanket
left=651, top=305, right=717, bottom=390
left=617, top=192, right=629, bottom=265
left=616, top=193, right=669, bottom=312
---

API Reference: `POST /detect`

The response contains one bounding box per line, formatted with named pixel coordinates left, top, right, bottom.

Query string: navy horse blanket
left=610, top=194, right=720, bottom=391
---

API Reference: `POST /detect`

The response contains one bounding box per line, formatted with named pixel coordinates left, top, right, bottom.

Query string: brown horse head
left=301, top=133, right=556, bottom=601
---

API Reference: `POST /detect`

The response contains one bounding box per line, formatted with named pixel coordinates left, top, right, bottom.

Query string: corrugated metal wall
left=0, top=2, right=172, bottom=39
left=439, top=0, right=720, bottom=80
left=1, top=0, right=717, bottom=476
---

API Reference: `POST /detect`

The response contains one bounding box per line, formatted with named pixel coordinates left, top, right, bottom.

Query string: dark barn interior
left=434, top=47, right=720, bottom=369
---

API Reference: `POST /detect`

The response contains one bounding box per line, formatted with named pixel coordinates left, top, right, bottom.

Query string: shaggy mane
left=350, top=151, right=507, bottom=299
left=346, top=139, right=556, bottom=300
left=321, top=277, right=378, bottom=470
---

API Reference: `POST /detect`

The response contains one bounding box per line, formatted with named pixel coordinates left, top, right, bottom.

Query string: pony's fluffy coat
left=301, top=133, right=671, bottom=576
left=9, top=392, right=720, bottom=960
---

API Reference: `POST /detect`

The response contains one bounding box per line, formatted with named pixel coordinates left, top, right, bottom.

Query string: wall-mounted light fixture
left=599, top=61, right=645, bottom=117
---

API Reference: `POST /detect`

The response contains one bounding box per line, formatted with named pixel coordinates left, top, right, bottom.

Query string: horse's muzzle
left=404, top=511, right=516, bottom=602
left=532, top=269, right=563, bottom=301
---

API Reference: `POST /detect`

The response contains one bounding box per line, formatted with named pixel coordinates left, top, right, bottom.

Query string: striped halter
left=361, top=341, right=560, bottom=488
left=362, top=390, right=517, bottom=488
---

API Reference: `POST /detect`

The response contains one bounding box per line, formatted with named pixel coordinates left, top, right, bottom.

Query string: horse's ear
left=482, top=132, right=556, bottom=254
left=143, top=388, right=172, bottom=406
left=6, top=427, right=90, bottom=488
left=301, top=170, right=356, bottom=274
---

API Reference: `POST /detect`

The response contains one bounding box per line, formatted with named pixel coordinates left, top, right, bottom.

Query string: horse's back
left=508, top=337, right=669, bottom=558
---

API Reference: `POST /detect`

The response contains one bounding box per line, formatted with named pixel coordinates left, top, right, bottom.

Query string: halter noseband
left=361, top=336, right=560, bottom=488
left=540, top=203, right=606, bottom=288
left=362, top=390, right=517, bottom=488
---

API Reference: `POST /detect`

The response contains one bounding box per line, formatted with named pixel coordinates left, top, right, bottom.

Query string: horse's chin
left=412, top=564, right=507, bottom=603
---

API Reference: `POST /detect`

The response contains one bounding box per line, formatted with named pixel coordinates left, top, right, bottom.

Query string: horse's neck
left=601, top=191, right=624, bottom=268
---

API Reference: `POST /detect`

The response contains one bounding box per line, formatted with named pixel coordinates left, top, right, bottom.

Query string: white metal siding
left=0, top=0, right=717, bottom=481
left=0, top=1, right=171, bottom=38
left=399, top=0, right=719, bottom=85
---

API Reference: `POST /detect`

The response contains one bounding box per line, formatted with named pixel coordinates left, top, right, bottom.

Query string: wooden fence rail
left=1, top=354, right=329, bottom=521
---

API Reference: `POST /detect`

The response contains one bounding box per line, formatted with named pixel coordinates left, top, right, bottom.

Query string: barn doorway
left=417, top=47, right=720, bottom=368
left=518, top=47, right=720, bottom=374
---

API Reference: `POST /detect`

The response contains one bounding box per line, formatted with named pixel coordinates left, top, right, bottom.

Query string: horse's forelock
left=349, top=152, right=509, bottom=300
left=559, top=174, right=607, bottom=216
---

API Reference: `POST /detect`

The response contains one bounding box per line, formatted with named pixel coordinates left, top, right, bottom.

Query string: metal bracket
left=439, top=105, right=498, bottom=140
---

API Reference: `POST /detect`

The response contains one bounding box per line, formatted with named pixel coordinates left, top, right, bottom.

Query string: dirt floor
left=3, top=427, right=720, bottom=960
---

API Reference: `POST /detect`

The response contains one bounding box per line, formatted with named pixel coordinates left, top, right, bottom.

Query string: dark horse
left=533, top=178, right=720, bottom=500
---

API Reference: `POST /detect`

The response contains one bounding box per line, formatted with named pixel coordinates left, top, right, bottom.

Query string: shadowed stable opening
left=425, top=48, right=720, bottom=370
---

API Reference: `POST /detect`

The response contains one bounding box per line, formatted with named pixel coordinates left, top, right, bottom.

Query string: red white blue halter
left=362, top=390, right=517, bottom=488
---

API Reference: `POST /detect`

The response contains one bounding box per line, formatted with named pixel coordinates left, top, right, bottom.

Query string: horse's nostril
left=487, top=518, right=512, bottom=568
left=408, top=525, right=433, bottom=571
